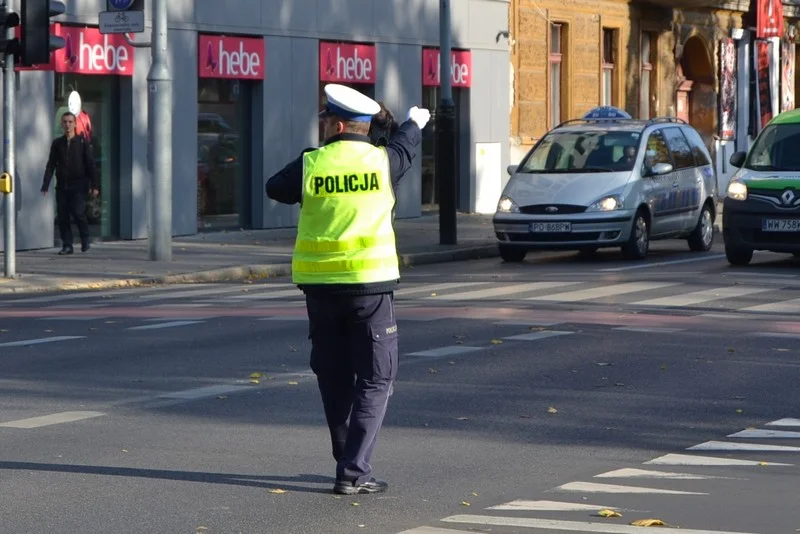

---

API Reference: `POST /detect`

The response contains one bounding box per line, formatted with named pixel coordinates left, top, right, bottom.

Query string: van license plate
left=762, top=219, right=800, bottom=232
left=530, top=222, right=571, bottom=233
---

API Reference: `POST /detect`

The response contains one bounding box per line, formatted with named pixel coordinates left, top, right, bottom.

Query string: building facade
left=0, top=0, right=511, bottom=252
left=508, top=0, right=800, bottom=197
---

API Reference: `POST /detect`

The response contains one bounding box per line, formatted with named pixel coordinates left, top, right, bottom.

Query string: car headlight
left=587, top=195, right=624, bottom=212
left=727, top=181, right=748, bottom=201
left=497, top=196, right=520, bottom=213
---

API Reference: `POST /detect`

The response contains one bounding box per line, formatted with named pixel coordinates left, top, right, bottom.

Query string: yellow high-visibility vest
left=292, top=140, right=400, bottom=285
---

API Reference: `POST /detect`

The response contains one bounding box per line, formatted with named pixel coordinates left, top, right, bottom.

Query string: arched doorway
left=677, top=36, right=716, bottom=150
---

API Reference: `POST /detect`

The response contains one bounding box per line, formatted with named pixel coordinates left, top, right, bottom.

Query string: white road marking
left=741, top=298, right=800, bottom=313
left=0, top=336, right=85, bottom=347
left=259, top=317, right=308, bottom=321
left=394, top=282, right=486, bottom=297
left=725, top=272, right=797, bottom=279
left=487, top=500, right=620, bottom=512
left=226, top=288, right=305, bottom=300
left=526, top=282, right=680, bottom=303
left=441, top=515, right=759, bottom=533
left=687, top=440, right=800, bottom=452
left=425, top=281, right=580, bottom=301
left=406, top=346, right=483, bottom=357
left=494, top=321, right=564, bottom=327
left=645, top=453, right=792, bottom=466
left=728, top=428, right=800, bottom=439
left=598, top=254, right=727, bottom=272
left=554, top=481, right=706, bottom=495
left=0, top=411, right=104, bottom=429
left=129, top=285, right=273, bottom=302
left=127, top=320, right=205, bottom=331
left=594, top=468, right=720, bottom=480
left=631, top=286, right=771, bottom=307
left=397, top=527, right=476, bottom=534
left=143, top=317, right=215, bottom=322
left=160, top=384, right=255, bottom=400
left=613, top=326, right=684, bottom=333
left=147, top=303, right=213, bottom=308
left=767, top=418, right=800, bottom=427
left=2, top=285, right=185, bottom=304
left=503, top=331, right=574, bottom=341
left=45, top=304, right=107, bottom=309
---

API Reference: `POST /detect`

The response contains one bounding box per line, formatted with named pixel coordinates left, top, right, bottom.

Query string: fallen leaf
left=727, top=348, right=735, bottom=353
left=250, top=379, right=260, bottom=385
left=736, top=408, right=744, bottom=414
left=249, top=372, right=263, bottom=378
left=428, top=368, right=438, bottom=374
left=659, top=365, right=667, bottom=371
left=430, top=292, right=437, bottom=297
left=596, top=362, right=611, bottom=367
left=774, top=348, right=790, bottom=352
left=597, top=509, right=622, bottom=518
left=216, top=395, right=228, bottom=400
left=195, top=527, right=209, bottom=533
left=455, top=340, right=464, bottom=345
left=630, top=518, right=666, bottom=527
left=121, top=449, right=129, bottom=453
left=351, top=502, right=360, bottom=507
left=471, top=492, right=478, bottom=496
left=268, top=488, right=287, bottom=494
left=547, top=407, right=558, bottom=414
left=44, top=329, right=54, bottom=333
left=460, top=501, right=471, bottom=506
left=759, top=461, right=768, bottom=466
left=288, top=381, right=299, bottom=385
left=448, top=361, right=456, bottom=365
left=490, top=339, right=503, bottom=345
left=614, top=382, right=625, bottom=387
left=456, top=417, right=469, bottom=421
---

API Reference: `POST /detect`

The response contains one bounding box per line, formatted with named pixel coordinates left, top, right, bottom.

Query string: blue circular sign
left=109, top=0, right=135, bottom=10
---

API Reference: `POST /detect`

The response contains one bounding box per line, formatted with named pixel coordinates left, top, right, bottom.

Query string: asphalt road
left=0, top=238, right=798, bottom=534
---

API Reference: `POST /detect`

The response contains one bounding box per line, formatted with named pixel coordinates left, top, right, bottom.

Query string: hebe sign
left=199, top=35, right=265, bottom=80
left=422, top=49, right=472, bottom=88
left=320, top=42, right=376, bottom=84
left=55, top=26, right=134, bottom=75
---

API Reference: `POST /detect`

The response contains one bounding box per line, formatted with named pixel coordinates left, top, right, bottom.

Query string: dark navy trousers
left=305, top=292, right=398, bottom=484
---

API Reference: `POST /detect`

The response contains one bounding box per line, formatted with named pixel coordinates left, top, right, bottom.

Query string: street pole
left=147, top=0, right=171, bottom=261
left=437, top=0, right=457, bottom=245
left=3, top=1, right=15, bottom=278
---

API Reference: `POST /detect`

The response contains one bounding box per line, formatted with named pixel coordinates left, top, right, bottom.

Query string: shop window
left=53, top=74, right=121, bottom=241
left=640, top=32, right=656, bottom=119
left=549, top=23, right=566, bottom=128
left=602, top=28, right=618, bottom=107
left=197, top=78, right=252, bottom=231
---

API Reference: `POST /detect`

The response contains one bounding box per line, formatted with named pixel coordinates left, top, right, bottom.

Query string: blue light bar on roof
left=582, top=106, right=633, bottom=120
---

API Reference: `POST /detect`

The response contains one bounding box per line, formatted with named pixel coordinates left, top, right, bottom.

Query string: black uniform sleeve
left=385, top=120, right=422, bottom=186
left=266, top=152, right=309, bottom=206
left=41, top=140, right=58, bottom=192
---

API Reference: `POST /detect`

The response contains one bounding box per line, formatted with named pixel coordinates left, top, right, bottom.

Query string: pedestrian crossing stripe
left=593, top=468, right=725, bottom=480
left=440, top=515, right=759, bottom=533
left=766, top=418, right=800, bottom=427
left=687, top=440, right=800, bottom=452
left=727, top=428, right=800, bottom=439
left=554, top=481, right=707, bottom=495
left=486, top=500, right=621, bottom=511
left=645, top=453, right=793, bottom=466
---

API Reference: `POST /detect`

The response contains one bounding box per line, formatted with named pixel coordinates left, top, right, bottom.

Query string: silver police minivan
left=494, top=106, right=718, bottom=262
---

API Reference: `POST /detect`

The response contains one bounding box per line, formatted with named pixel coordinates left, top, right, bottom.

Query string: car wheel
left=621, top=210, right=649, bottom=260
left=725, top=245, right=753, bottom=266
left=688, top=204, right=715, bottom=252
left=499, top=245, right=527, bottom=263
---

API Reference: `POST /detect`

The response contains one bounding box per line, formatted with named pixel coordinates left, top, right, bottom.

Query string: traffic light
left=20, top=0, right=66, bottom=66
left=0, top=10, right=20, bottom=58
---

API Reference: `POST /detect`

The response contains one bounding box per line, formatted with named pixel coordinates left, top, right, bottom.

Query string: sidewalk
left=0, top=213, right=498, bottom=294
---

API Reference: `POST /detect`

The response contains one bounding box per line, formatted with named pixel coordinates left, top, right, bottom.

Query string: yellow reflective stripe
left=293, top=257, right=398, bottom=274
left=295, top=235, right=394, bottom=253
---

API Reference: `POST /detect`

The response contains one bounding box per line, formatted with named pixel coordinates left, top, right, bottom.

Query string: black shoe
left=58, top=246, right=74, bottom=256
left=333, top=478, right=388, bottom=495
left=81, top=242, right=91, bottom=253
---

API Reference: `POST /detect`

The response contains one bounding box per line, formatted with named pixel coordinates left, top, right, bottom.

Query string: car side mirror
left=507, top=164, right=519, bottom=176
left=729, top=151, right=747, bottom=168
left=649, top=162, right=673, bottom=176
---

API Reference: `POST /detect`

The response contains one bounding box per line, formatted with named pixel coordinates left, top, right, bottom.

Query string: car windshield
left=745, top=123, right=800, bottom=171
left=519, top=130, right=641, bottom=173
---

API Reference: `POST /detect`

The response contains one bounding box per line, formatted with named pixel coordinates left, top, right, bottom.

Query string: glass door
left=54, top=74, right=121, bottom=240
left=197, top=78, right=253, bottom=231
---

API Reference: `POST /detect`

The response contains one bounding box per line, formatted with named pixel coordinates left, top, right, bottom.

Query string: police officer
left=266, top=84, right=430, bottom=495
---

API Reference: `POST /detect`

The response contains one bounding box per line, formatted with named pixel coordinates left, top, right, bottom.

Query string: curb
left=0, top=244, right=499, bottom=295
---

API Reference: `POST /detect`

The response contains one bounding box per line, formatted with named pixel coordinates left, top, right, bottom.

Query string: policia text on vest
left=265, top=83, right=431, bottom=496
left=312, top=172, right=381, bottom=195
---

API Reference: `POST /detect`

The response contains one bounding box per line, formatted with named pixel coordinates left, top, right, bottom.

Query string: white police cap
left=319, top=83, right=381, bottom=123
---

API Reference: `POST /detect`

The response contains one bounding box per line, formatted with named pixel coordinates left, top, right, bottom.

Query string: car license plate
left=530, top=222, right=571, bottom=233
left=762, top=219, right=800, bottom=232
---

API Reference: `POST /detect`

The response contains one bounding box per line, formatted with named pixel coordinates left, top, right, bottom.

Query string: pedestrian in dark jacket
left=41, top=111, right=99, bottom=255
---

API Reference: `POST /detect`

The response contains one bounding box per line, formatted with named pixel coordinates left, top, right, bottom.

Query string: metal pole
left=3, top=1, right=16, bottom=278
left=437, top=0, right=457, bottom=245
left=147, top=0, right=172, bottom=261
